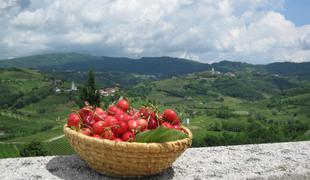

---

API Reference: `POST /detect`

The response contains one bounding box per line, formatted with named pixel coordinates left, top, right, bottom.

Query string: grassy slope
left=0, top=69, right=78, bottom=158
left=1, top=68, right=310, bottom=158
left=0, top=144, right=23, bottom=158
left=127, top=71, right=310, bottom=146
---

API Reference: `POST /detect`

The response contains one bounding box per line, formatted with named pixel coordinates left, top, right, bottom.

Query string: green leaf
left=135, top=127, right=189, bottom=143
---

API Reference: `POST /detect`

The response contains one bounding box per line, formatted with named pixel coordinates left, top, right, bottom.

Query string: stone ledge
left=0, top=141, right=310, bottom=180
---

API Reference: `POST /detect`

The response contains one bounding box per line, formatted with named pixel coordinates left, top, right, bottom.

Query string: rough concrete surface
left=0, top=141, right=310, bottom=180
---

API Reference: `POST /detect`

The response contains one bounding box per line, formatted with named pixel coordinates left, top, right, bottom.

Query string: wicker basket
left=64, top=125, right=192, bottom=177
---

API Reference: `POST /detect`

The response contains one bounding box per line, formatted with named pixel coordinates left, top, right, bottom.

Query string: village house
left=98, top=87, right=119, bottom=97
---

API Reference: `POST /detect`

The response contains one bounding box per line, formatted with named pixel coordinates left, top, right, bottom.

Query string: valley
left=126, top=70, right=310, bottom=147
left=0, top=53, right=309, bottom=158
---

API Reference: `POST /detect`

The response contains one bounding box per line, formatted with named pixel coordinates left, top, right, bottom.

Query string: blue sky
left=282, top=0, right=310, bottom=26
left=0, top=0, right=309, bottom=64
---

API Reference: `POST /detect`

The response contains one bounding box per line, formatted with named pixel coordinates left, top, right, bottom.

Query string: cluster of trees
left=19, top=141, right=47, bottom=157
left=0, top=91, right=24, bottom=108
left=213, top=77, right=263, bottom=101
left=183, top=83, right=209, bottom=96
left=268, top=76, right=298, bottom=90
left=126, top=84, right=152, bottom=98
left=0, top=85, right=54, bottom=109
left=192, top=118, right=310, bottom=147
left=12, top=86, right=54, bottom=109
left=215, top=106, right=232, bottom=119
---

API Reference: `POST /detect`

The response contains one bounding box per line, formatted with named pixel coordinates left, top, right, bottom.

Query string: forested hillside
left=125, top=70, right=310, bottom=146
left=0, top=56, right=309, bottom=158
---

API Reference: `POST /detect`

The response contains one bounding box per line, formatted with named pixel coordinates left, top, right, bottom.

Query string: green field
left=126, top=71, right=310, bottom=147
left=0, top=68, right=79, bottom=158
left=0, top=67, right=310, bottom=159
left=43, top=137, right=74, bottom=155
left=0, top=144, right=23, bottom=158
left=0, top=138, right=74, bottom=158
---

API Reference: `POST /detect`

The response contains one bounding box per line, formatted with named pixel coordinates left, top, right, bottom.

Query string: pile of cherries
left=67, top=98, right=182, bottom=142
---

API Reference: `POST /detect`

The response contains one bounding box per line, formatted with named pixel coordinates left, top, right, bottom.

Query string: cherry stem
left=132, top=111, right=140, bottom=119
left=146, top=115, right=151, bottom=126
left=83, top=123, right=93, bottom=130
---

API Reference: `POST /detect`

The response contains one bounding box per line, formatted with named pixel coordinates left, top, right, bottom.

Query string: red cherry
left=163, top=109, right=178, bottom=122
left=105, top=116, right=118, bottom=127
left=116, top=98, right=129, bottom=112
left=112, top=121, right=129, bottom=135
left=122, top=131, right=135, bottom=142
left=95, top=107, right=105, bottom=115
left=78, top=107, right=92, bottom=119
left=94, top=107, right=107, bottom=122
left=80, top=127, right=92, bottom=136
left=103, top=129, right=116, bottom=140
left=67, top=113, right=80, bottom=128
left=89, top=119, right=96, bottom=127
left=93, top=121, right=107, bottom=135
left=139, top=107, right=149, bottom=118
left=162, top=122, right=173, bottom=129
left=147, top=118, right=158, bottom=129
left=149, top=111, right=156, bottom=119
left=127, top=120, right=139, bottom=132
left=107, top=105, right=119, bottom=116
left=122, top=114, right=132, bottom=123
left=172, top=117, right=181, bottom=125
left=114, top=107, right=124, bottom=115
left=114, top=112, right=125, bottom=121
left=136, top=118, right=147, bottom=130
left=94, top=113, right=107, bottom=122
left=82, top=114, right=93, bottom=127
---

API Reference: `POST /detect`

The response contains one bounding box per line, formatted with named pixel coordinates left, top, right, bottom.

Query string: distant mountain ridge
left=0, top=53, right=309, bottom=77
left=0, top=53, right=210, bottom=76
left=265, top=62, right=310, bottom=77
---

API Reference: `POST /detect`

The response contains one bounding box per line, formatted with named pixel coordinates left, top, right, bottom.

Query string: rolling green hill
left=0, top=53, right=211, bottom=76
left=47, top=70, right=157, bottom=88
left=1, top=53, right=309, bottom=78
left=0, top=68, right=78, bottom=158
left=265, top=62, right=310, bottom=77
left=213, top=60, right=310, bottom=78
left=125, top=70, right=310, bottom=147
left=126, top=70, right=300, bottom=102
left=0, top=56, right=309, bottom=158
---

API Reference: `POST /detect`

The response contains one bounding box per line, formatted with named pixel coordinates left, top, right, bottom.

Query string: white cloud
left=0, top=0, right=309, bottom=63
left=12, top=9, right=46, bottom=28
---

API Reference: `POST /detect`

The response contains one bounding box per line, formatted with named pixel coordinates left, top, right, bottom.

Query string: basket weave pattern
left=64, top=125, right=193, bottom=177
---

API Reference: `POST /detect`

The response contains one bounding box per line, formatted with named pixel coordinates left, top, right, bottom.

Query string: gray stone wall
left=0, top=141, right=309, bottom=180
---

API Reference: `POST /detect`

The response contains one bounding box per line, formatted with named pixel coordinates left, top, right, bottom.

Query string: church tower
left=71, top=81, right=77, bottom=91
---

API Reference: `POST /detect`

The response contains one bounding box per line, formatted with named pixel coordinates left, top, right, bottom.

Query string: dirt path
left=0, top=134, right=65, bottom=144
left=0, top=142, right=26, bottom=144
left=44, top=135, right=65, bottom=142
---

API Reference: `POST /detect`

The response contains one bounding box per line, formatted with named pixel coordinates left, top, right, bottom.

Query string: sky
left=0, top=0, right=309, bottom=64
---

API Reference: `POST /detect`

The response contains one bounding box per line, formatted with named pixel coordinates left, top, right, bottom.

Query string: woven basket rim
left=64, top=124, right=193, bottom=148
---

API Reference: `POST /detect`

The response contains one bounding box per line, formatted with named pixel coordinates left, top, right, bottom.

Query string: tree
left=216, top=106, right=232, bottom=119
left=101, top=90, right=121, bottom=109
left=203, top=132, right=225, bottom=146
left=207, top=121, right=222, bottom=131
left=20, top=141, right=47, bottom=157
left=246, top=120, right=265, bottom=143
left=79, top=70, right=100, bottom=107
